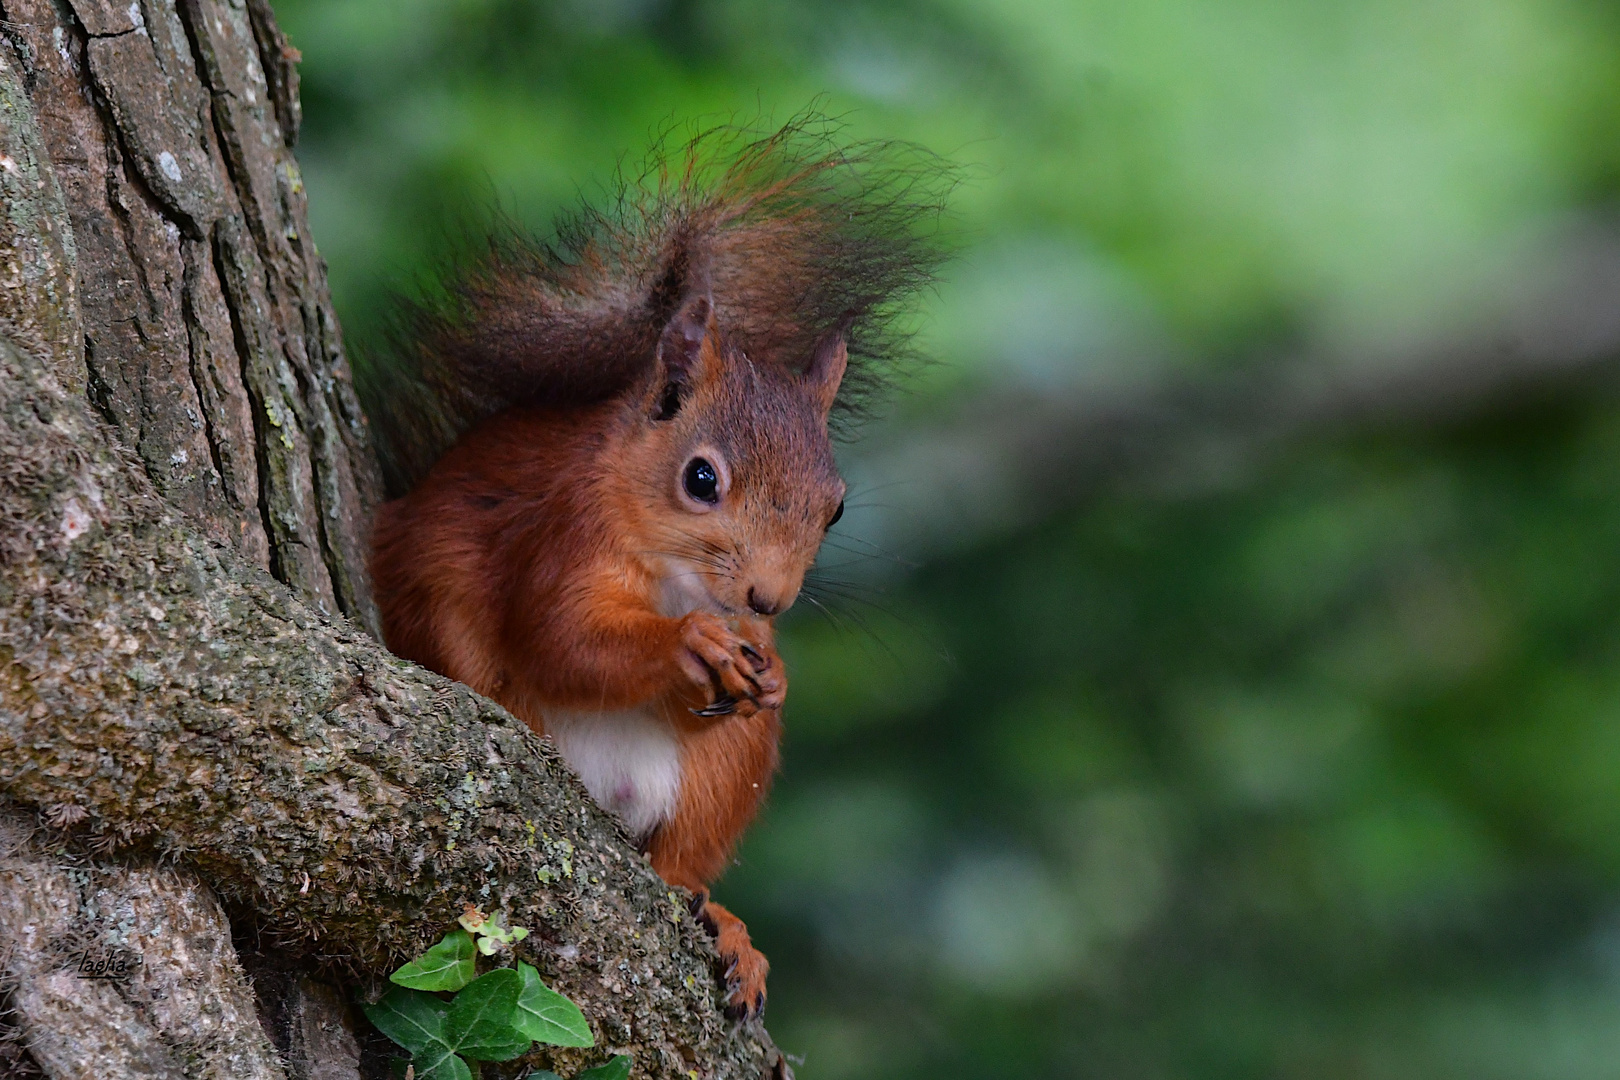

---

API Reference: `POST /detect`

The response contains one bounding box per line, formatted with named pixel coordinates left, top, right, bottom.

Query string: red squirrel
left=365, top=121, right=945, bottom=1018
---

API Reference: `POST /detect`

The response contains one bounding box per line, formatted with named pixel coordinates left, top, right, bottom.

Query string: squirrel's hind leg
left=690, top=890, right=769, bottom=1019
left=647, top=706, right=780, bottom=1018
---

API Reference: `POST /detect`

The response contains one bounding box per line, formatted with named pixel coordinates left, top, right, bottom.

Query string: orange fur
left=367, top=121, right=948, bottom=1021
left=371, top=305, right=845, bottom=1018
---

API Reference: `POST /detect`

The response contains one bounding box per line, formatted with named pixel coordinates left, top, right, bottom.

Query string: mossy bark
left=0, top=3, right=787, bottom=1077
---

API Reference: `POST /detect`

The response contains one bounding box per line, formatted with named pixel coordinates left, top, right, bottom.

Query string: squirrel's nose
left=747, top=587, right=783, bottom=616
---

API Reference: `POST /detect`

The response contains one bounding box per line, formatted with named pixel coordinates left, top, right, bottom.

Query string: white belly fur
left=545, top=707, right=681, bottom=840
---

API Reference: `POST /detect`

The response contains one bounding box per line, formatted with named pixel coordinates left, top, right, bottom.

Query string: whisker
left=796, top=591, right=861, bottom=636
left=818, top=531, right=918, bottom=570
left=638, top=547, right=737, bottom=573
left=842, top=479, right=913, bottom=499
left=839, top=499, right=907, bottom=513
left=804, top=570, right=883, bottom=593
left=797, top=589, right=894, bottom=650
left=796, top=584, right=955, bottom=671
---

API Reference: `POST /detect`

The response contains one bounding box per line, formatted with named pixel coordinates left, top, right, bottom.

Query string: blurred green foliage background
left=273, top=0, right=1620, bottom=1075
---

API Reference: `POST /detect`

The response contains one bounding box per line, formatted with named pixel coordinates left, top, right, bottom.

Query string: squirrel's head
left=616, top=295, right=847, bottom=621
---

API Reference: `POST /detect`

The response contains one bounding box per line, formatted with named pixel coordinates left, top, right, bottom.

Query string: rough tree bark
left=0, top=2, right=787, bottom=1077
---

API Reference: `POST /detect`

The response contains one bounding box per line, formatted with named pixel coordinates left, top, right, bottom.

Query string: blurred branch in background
left=756, top=212, right=1620, bottom=1080
left=845, top=218, right=1620, bottom=579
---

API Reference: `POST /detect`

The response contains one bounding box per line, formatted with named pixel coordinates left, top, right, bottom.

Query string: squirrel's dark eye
left=827, top=500, right=844, bottom=529
left=683, top=458, right=720, bottom=504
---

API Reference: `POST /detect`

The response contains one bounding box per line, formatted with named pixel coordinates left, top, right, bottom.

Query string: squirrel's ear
left=650, top=295, right=717, bottom=421
left=803, top=331, right=847, bottom=417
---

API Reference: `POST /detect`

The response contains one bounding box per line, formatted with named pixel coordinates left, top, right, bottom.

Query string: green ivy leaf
left=445, top=968, right=531, bottom=1062
left=406, top=1052, right=472, bottom=1080
left=363, top=987, right=449, bottom=1057
left=577, top=1056, right=632, bottom=1080
left=362, top=988, right=471, bottom=1080
left=513, top=962, right=594, bottom=1048
left=390, top=930, right=476, bottom=992
left=389, top=1059, right=470, bottom=1080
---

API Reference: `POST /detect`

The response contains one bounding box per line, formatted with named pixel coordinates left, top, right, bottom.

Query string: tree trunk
left=0, top=3, right=788, bottom=1077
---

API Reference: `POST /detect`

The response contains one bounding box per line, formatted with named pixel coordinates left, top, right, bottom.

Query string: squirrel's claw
left=735, top=641, right=785, bottom=711
left=724, top=990, right=766, bottom=1023
left=691, top=695, right=738, bottom=718
left=693, top=895, right=769, bottom=1022
left=677, top=613, right=785, bottom=717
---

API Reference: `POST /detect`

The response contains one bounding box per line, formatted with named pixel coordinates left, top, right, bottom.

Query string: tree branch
left=0, top=811, right=284, bottom=1080
left=0, top=1, right=788, bottom=1075
left=0, top=332, right=786, bottom=1076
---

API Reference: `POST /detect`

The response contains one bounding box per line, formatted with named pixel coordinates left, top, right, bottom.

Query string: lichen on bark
left=0, top=1, right=788, bottom=1076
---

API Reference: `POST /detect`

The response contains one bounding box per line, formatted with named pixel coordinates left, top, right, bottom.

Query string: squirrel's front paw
left=677, top=613, right=786, bottom=716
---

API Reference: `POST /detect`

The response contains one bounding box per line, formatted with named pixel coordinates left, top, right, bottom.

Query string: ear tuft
left=651, top=296, right=716, bottom=420
left=650, top=294, right=715, bottom=421
left=657, top=295, right=713, bottom=383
